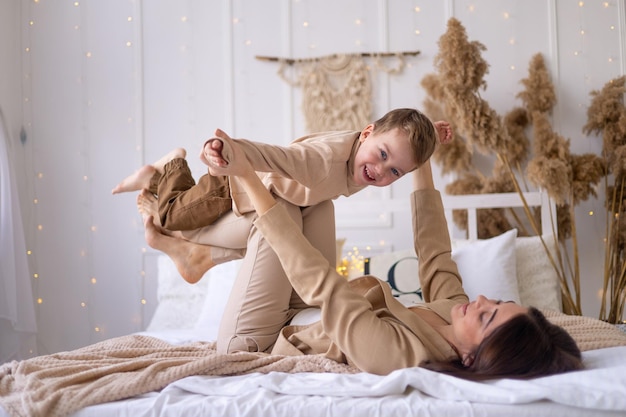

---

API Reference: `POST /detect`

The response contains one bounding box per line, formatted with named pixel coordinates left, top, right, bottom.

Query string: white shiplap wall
left=0, top=0, right=624, bottom=356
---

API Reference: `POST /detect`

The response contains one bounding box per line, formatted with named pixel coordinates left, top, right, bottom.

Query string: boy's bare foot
left=153, top=147, right=186, bottom=172
left=143, top=215, right=216, bottom=284
left=112, top=148, right=186, bottom=194
left=137, top=189, right=161, bottom=226
left=111, top=164, right=156, bottom=194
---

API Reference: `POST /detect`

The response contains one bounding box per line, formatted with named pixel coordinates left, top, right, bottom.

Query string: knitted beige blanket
left=0, top=335, right=358, bottom=417
left=541, top=309, right=626, bottom=350
left=2, top=314, right=625, bottom=417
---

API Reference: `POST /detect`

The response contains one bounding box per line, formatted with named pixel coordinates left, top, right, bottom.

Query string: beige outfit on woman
left=251, top=189, right=468, bottom=375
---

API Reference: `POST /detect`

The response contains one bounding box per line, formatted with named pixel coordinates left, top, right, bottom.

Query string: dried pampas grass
left=422, top=18, right=622, bottom=317
left=583, top=76, right=626, bottom=323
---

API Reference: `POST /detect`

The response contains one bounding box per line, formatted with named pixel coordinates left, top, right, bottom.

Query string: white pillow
left=365, top=229, right=520, bottom=305
left=515, top=234, right=562, bottom=311
left=146, top=256, right=209, bottom=332
left=193, top=260, right=240, bottom=340
left=452, top=228, right=520, bottom=303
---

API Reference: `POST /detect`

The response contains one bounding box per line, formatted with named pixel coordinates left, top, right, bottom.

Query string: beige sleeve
left=254, top=203, right=432, bottom=375
left=411, top=189, right=468, bottom=304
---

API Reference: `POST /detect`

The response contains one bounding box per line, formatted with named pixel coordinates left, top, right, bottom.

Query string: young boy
left=113, top=108, right=452, bottom=232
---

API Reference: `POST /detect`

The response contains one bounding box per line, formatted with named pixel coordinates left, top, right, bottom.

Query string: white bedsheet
left=63, top=344, right=626, bottom=417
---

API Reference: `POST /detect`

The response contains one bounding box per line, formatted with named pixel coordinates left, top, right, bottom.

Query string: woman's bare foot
left=143, top=215, right=216, bottom=284
left=137, top=189, right=161, bottom=226
left=112, top=148, right=186, bottom=194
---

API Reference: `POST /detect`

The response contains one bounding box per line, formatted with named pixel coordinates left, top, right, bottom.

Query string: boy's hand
left=203, top=129, right=254, bottom=177
left=434, top=121, right=453, bottom=144
left=202, top=137, right=228, bottom=168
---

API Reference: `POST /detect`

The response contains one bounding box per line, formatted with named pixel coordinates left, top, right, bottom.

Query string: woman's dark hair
left=420, top=307, right=583, bottom=381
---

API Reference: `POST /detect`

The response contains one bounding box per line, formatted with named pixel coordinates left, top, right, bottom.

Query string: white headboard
left=441, top=191, right=556, bottom=240
left=338, top=190, right=556, bottom=241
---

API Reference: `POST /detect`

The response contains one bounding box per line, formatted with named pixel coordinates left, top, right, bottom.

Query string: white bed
left=2, top=191, right=626, bottom=417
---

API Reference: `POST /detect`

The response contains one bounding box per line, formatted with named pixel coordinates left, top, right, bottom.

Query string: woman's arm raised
left=204, top=129, right=276, bottom=216
left=412, top=159, right=435, bottom=191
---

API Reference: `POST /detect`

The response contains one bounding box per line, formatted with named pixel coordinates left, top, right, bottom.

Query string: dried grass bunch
left=424, top=18, right=624, bottom=320
left=583, top=76, right=626, bottom=322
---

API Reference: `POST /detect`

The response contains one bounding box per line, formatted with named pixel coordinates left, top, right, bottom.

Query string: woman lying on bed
left=145, top=136, right=583, bottom=381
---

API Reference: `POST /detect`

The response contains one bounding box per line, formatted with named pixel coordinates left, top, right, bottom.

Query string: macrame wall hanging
left=257, top=51, right=420, bottom=133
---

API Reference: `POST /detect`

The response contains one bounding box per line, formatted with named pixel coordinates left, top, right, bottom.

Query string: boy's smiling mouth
left=364, top=166, right=375, bottom=182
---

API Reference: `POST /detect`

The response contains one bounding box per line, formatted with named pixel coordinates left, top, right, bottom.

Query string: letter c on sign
left=387, top=257, right=422, bottom=300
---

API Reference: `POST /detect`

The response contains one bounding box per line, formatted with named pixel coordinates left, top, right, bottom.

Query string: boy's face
left=352, top=124, right=417, bottom=187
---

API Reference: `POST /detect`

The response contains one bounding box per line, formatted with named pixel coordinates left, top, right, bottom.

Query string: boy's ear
left=359, top=124, right=375, bottom=142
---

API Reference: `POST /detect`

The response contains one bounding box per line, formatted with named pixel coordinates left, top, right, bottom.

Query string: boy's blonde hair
left=372, top=108, right=437, bottom=169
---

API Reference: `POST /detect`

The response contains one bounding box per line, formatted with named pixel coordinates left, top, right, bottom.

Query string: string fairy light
left=70, top=0, right=106, bottom=343
left=127, top=0, right=147, bottom=328
left=19, top=0, right=41, bottom=356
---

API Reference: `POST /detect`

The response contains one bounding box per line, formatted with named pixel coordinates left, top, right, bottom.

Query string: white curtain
left=0, top=108, right=37, bottom=363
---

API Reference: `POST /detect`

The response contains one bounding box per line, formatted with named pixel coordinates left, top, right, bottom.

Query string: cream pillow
left=515, top=234, right=562, bottom=311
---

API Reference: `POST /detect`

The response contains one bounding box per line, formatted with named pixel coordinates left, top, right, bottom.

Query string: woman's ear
left=359, top=124, right=375, bottom=143
left=462, top=354, right=474, bottom=367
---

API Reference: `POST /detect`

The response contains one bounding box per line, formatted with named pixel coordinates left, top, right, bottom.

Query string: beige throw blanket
left=2, top=313, right=625, bottom=417
left=0, top=334, right=358, bottom=417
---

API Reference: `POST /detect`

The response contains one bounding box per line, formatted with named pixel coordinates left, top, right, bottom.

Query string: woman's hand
left=434, top=121, right=453, bottom=144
